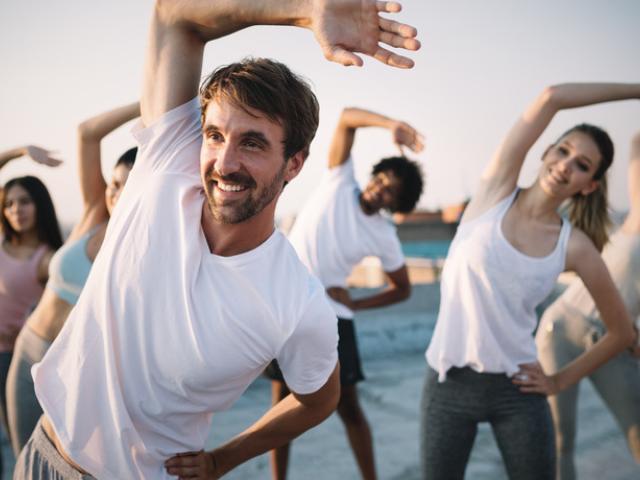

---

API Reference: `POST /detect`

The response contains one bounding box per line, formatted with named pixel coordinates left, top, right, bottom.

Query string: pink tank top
left=0, top=239, right=47, bottom=352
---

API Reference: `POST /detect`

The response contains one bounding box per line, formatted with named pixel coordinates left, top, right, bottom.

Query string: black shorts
left=264, top=317, right=365, bottom=386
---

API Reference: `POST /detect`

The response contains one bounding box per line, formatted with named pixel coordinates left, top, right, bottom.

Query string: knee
left=337, top=393, right=366, bottom=425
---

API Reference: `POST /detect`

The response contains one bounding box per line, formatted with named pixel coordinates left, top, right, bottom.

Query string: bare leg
left=269, top=381, right=291, bottom=480
left=336, top=384, right=377, bottom=480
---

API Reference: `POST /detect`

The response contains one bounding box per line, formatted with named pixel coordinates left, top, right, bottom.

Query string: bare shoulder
left=565, top=228, right=600, bottom=274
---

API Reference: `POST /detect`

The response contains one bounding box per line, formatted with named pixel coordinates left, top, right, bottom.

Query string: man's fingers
left=379, top=18, right=418, bottom=40
left=379, top=31, right=421, bottom=51
left=373, top=46, right=414, bottom=69
left=376, top=1, right=402, bottom=14
left=324, top=46, right=363, bottom=67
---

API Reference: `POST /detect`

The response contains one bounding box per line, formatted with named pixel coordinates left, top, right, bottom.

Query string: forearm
left=351, top=285, right=410, bottom=311
left=210, top=389, right=335, bottom=475
left=155, top=0, right=312, bottom=40
left=77, top=103, right=140, bottom=141
left=547, top=83, right=640, bottom=111
left=0, top=146, right=27, bottom=169
left=552, top=327, right=633, bottom=392
left=340, top=107, right=395, bottom=132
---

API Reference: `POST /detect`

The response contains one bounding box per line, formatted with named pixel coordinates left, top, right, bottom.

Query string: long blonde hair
left=558, top=124, right=614, bottom=252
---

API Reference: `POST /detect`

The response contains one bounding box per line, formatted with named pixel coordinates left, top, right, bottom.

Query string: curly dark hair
left=371, top=156, right=424, bottom=213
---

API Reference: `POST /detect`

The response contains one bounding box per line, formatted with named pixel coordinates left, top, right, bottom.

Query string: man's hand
left=24, top=145, right=63, bottom=167
left=165, top=450, right=218, bottom=479
left=308, top=0, right=420, bottom=68
left=512, top=362, right=560, bottom=396
left=391, top=121, right=425, bottom=155
left=326, top=286, right=355, bottom=310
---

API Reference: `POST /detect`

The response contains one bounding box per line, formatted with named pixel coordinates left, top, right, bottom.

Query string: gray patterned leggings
left=420, top=365, right=555, bottom=480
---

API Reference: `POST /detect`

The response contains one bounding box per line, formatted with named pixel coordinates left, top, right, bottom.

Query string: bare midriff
left=26, top=288, right=73, bottom=342
left=42, top=415, right=89, bottom=475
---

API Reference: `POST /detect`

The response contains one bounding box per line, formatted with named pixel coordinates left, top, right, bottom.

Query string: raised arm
left=328, top=107, right=424, bottom=168
left=143, top=0, right=420, bottom=126
left=76, top=102, right=140, bottom=216
left=164, top=364, right=340, bottom=478
left=515, top=231, right=635, bottom=395
left=0, top=145, right=62, bottom=170
left=468, top=83, right=640, bottom=218
left=623, top=131, right=640, bottom=232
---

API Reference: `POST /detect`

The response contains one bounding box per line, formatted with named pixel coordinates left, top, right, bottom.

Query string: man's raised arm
left=142, top=0, right=421, bottom=126
left=328, top=107, right=425, bottom=168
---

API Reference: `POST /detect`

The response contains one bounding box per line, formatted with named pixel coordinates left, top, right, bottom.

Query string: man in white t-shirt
left=13, top=2, right=421, bottom=479
left=267, top=107, right=424, bottom=480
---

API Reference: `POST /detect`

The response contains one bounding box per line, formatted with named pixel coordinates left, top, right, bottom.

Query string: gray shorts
left=13, top=418, right=94, bottom=480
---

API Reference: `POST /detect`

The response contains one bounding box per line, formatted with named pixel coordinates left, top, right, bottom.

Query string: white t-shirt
left=288, top=158, right=405, bottom=318
left=33, top=99, right=338, bottom=480
left=426, top=189, right=571, bottom=381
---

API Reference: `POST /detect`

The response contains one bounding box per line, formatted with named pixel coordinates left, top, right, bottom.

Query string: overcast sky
left=1, top=0, right=639, bottom=227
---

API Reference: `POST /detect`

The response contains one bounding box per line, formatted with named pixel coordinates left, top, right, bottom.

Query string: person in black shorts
left=267, top=107, right=425, bottom=480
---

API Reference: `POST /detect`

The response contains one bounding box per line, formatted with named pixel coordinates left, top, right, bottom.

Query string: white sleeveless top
left=426, top=189, right=571, bottom=381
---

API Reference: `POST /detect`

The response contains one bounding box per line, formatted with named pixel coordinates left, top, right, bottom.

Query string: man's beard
left=204, top=163, right=286, bottom=224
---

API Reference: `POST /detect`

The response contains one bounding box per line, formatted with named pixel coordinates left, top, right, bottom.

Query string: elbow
left=155, top=0, right=182, bottom=26
left=397, top=284, right=411, bottom=302
left=539, top=85, right=563, bottom=109
left=339, top=108, right=354, bottom=127
left=77, top=122, right=98, bottom=142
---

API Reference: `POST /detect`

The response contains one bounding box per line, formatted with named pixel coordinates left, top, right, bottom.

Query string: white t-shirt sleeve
left=377, top=226, right=405, bottom=273
left=326, top=156, right=357, bottom=186
left=130, top=98, right=202, bottom=177
left=277, top=288, right=339, bottom=395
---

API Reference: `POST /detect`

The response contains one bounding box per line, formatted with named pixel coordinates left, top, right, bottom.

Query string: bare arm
left=164, top=364, right=340, bottom=478
left=327, top=264, right=411, bottom=310
left=515, top=231, right=635, bottom=395
left=622, top=131, right=640, bottom=232
left=76, top=102, right=140, bottom=216
left=0, top=145, right=62, bottom=170
left=464, top=83, right=640, bottom=222
left=328, top=107, right=424, bottom=168
left=143, top=0, right=420, bottom=126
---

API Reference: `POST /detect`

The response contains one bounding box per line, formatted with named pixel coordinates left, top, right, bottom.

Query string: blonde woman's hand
left=512, top=362, right=560, bottom=396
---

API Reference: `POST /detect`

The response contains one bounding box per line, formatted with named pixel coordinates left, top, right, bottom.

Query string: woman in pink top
left=0, top=146, right=63, bottom=476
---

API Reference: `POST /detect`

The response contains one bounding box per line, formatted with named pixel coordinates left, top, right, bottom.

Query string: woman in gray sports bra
left=5, top=102, right=139, bottom=455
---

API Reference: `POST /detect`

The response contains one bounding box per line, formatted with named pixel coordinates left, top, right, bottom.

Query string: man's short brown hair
left=200, top=57, right=319, bottom=160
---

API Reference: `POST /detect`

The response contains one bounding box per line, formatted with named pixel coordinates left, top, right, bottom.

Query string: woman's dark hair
left=371, top=156, right=424, bottom=213
left=556, top=123, right=614, bottom=251
left=1, top=176, right=63, bottom=249
left=115, top=147, right=137, bottom=169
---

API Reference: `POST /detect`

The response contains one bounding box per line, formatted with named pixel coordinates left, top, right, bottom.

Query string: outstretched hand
left=165, top=450, right=219, bottom=479
left=24, top=145, right=63, bottom=167
left=392, top=121, right=425, bottom=155
left=512, top=362, right=560, bottom=396
left=309, top=0, right=420, bottom=68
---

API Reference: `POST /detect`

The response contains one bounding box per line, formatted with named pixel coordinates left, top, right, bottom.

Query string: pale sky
left=1, top=0, right=639, bottom=228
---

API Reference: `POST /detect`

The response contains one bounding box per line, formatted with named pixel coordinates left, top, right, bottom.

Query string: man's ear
left=284, top=150, right=307, bottom=183
left=580, top=179, right=599, bottom=196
